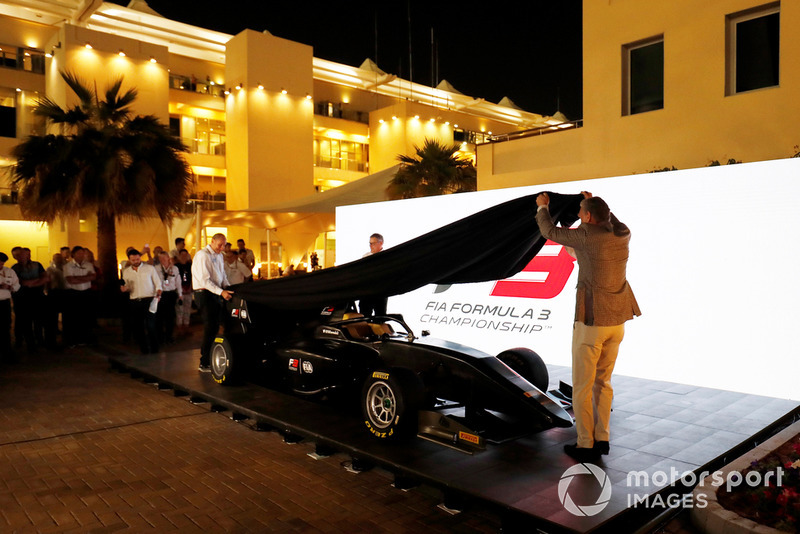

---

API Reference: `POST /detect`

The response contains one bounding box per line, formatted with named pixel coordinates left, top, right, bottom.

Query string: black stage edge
left=105, top=347, right=799, bottom=534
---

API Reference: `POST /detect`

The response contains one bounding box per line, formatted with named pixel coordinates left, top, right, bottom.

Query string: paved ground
left=0, top=323, right=701, bottom=533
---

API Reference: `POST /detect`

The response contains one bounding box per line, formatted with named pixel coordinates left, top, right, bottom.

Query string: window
left=313, top=137, right=368, bottom=172
left=727, top=3, right=780, bottom=95
left=0, top=87, right=16, bottom=138
left=177, top=115, right=226, bottom=155
left=622, top=37, right=664, bottom=116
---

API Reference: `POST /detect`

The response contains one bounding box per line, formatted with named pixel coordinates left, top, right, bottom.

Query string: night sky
left=110, top=0, right=583, bottom=120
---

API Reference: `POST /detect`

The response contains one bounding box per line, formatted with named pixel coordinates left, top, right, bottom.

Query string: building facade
left=0, top=0, right=565, bottom=273
left=478, top=0, right=799, bottom=190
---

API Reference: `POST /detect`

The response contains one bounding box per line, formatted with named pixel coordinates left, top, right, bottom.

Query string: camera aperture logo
left=558, top=463, right=612, bottom=516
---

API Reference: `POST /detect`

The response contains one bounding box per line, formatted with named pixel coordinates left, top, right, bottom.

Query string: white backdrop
left=336, top=158, right=800, bottom=401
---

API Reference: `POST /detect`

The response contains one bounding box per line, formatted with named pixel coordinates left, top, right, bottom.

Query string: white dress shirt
left=121, top=263, right=162, bottom=299
left=224, top=259, right=251, bottom=286
left=157, top=263, right=182, bottom=297
left=191, top=245, right=229, bottom=295
left=0, top=266, right=20, bottom=300
left=63, top=260, right=96, bottom=291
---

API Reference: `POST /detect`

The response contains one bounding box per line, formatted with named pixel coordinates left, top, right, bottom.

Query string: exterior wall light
left=45, top=51, right=53, bottom=58
left=392, top=116, right=397, bottom=120
left=149, top=57, right=157, bottom=63
left=85, top=43, right=92, bottom=49
left=118, top=50, right=126, bottom=57
left=15, top=88, right=21, bottom=92
left=235, top=83, right=242, bottom=90
left=223, top=89, right=230, bottom=95
left=257, top=83, right=264, bottom=90
left=379, top=119, right=385, bottom=124
left=305, top=94, right=312, bottom=100
left=281, top=89, right=287, bottom=94
left=414, top=115, right=420, bottom=119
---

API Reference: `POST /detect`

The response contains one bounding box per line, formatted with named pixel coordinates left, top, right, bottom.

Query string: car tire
left=497, top=348, right=549, bottom=392
left=210, top=336, right=238, bottom=385
left=361, top=369, right=421, bottom=440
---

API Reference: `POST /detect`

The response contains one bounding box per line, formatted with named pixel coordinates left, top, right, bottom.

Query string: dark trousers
left=44, top=289, right=63, bottom=348
left=194, top=290, right=223, bottom=365
left=156, top=291, right=179, bottom=343
left=358, top=296, right=387, bottom=317
left=0, top=299, right=12, bottom=361
left=130, top=298, right=159, bottom=354
left=63, top=289, right=94, bottom=345
left=13, top=289, right=45, bottom=350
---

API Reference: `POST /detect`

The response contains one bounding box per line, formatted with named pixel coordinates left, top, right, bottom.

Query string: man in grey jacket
left=536, top=191, right=641, bottom=462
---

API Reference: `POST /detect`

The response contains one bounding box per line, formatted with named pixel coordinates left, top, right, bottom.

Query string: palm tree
left=10, top=71, right=192, bottom=311
left=386, top=138, right=477, bottom=199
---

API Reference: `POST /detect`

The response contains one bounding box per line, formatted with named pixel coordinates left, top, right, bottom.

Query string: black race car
left=210, top=299, right=572, bottom=450
left=209, top=193, right=582, bottom=449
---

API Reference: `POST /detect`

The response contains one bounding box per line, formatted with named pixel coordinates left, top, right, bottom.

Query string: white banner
left=336, top=158, right=800, bottom=400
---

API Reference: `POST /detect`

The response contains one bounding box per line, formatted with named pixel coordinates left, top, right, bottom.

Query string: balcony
left=0, top=46, right=46, bottom=75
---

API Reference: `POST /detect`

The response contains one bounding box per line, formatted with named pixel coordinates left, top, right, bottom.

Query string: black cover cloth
left=232, top=193, right=583, bottom=310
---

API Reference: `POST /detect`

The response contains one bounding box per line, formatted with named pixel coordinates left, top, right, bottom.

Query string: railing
left=314, top=102, right=369, bottom=124
left=181, top=194, right=226, bottom=213
left=479, top=119, right=584, bottom=145
left=180, top=137, right=226, bottom=156
left=313, top=155, right=367, bottom=173
left=0, top=46, right=46, bottom=74
left=169, top=73, right=226, bottom=98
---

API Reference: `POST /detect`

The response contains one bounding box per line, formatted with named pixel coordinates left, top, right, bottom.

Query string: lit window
left=726, top=3, right=780, bottom=95
left=622, top=36, right=664, bottom=116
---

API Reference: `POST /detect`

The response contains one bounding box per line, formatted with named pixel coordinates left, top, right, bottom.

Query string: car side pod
left=416, top=411, right=486, bottom=454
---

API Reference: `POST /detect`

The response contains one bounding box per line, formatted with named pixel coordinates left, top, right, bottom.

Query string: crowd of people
left=0, top=237, right=257, bottom=362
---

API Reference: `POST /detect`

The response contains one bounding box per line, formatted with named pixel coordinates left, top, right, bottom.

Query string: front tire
left=361, top=370, right=420, bottom=440
left=210, top=336, right=238, bottom=385
left=497, top=348, right=549, bottom=392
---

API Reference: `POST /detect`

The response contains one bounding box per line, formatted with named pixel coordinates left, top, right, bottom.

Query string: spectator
left=174, top=249, right=193, bottom=333
left=0, top=252, right=21, bottom=363
left=45, top=253, right=66, bottom=349
left=169, top=238, right=189, bottom=262
left=224, top=249, right=251, bottom=286
left=120, top=248, right=162, bottom=354
left=11, top=247, right=47, bottom=353
left=63, top=246, right=97, bottom=347
left=59, top=246, right=71, bottom=262
left=191, top=233, right=231, bottom=372
left=155, top=251, right=181, bottom=345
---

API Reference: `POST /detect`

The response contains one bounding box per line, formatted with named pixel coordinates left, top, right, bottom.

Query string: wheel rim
left=366, top=381, right=396, bottom=429
left=211, top=344, right=228, bottom=376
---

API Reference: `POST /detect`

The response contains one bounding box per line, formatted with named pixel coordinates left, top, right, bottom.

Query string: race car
left=210, top=299, right=572, bottom=450
left=208, top=192, right=582, bottom=449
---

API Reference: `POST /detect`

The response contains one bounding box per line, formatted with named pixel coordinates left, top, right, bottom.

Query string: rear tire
left=210, top=337, right=239, bottom=385
left=361, top=369, right=421, bottom=440
left=497, top=348, right=549, bottom=392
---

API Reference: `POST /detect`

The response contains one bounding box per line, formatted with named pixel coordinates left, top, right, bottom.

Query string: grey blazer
left=536, top=207, right=641, bottom=326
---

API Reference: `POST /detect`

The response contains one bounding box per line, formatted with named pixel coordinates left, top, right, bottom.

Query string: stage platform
left=106, top=347, right=798, bottom=533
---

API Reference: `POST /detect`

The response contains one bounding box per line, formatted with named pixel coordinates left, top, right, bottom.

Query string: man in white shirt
left=191, top=233, right=232, bottom=372
left=121, top=249, right=162, bottom=354
left=0, top=252, right=21, bottom=362
left=236, top=239, right=255, bottom=281
left=224, top=250, right=251, bottom=286
left=63, top=246, right=97, bottom=347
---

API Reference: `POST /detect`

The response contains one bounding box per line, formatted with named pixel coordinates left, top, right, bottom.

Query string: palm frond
left=61, top=70, right=95, bottom=108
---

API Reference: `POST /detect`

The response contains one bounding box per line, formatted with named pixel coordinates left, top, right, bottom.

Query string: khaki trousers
left=571, top=321, right=625, bottom=448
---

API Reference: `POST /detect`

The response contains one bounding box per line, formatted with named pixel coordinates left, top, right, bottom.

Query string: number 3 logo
left=490, top=240, right=575, bottom=299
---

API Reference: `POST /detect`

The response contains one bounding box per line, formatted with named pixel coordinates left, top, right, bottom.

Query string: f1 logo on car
left=491, top=241, right=575, bottom=300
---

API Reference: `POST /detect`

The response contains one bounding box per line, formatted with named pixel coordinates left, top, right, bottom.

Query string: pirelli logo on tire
left=214, top=337, right=224, bottom=343
left=372, top=371, right=390, bottom=380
